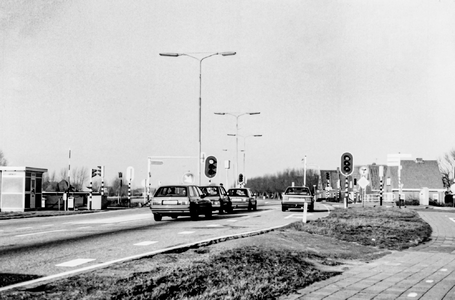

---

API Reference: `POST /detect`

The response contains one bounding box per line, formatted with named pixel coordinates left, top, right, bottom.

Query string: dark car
left=227, top=188, right=257, bottom=211
left=150, top=185, right=212, bottom=221
left=199, top=184, right=233, bottom=214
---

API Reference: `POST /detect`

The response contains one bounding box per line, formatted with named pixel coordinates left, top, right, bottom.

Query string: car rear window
left=200, top=187, right=220, bottom=196
left=228, top=189, right=247, bottom=196
left=285, top=188, right=310, bottom=195
left=155, top=186, right=187, bottom=197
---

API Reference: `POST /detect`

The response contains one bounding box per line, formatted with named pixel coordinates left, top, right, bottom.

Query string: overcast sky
left=1, top=0, right=455, bottom=188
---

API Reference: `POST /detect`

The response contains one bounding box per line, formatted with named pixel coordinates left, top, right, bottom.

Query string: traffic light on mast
left=205, top=156, right=217, bottom=178
left=340, top=152, right=354, bottom=176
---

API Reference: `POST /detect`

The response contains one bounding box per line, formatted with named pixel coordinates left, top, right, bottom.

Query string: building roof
left=400, top=159, right=443, bottom=190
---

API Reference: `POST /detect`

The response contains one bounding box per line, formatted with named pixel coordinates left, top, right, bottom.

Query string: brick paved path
left=281, top=209, right=455, bottom=300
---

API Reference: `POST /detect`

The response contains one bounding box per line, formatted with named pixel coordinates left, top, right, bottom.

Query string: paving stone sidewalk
left=281, top=209, right=455, bottom=300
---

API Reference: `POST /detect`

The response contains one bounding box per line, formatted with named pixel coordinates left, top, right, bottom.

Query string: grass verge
left=1, top=207, right=431, bottom=299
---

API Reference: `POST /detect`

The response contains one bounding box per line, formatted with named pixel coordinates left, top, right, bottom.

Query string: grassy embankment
left=2, top=207, right=432, bottom=300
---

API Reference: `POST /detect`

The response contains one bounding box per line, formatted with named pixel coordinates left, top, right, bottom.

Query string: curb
left=0, top=223, right=291, bottom=292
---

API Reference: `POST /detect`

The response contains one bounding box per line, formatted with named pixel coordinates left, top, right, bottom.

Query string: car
left=199, top=184, right=233, bottom=214
left=150, top=185, right=212, bottom=221
left=281, top=186, right=315, bottom=212
left=227, top=188, right=257, bottom=211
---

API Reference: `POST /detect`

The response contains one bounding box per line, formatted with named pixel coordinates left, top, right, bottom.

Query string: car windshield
left=285, top=187, right=310, bottom=195
left=200, top=187, right=219, bottom=196
left=228, top=189, right=247, bottom=197
left=155, top=186, right=187, bottom=197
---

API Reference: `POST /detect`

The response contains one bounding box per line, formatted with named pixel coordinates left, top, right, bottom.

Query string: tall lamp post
left=228, top=134, right=262, bottom=184
left=214, top=112, right=260, bottom=186
left=160, top=51, right=236, bottom=185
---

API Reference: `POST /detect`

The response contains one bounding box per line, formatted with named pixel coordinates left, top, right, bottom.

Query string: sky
left=1, top=0, right=455, bottom=189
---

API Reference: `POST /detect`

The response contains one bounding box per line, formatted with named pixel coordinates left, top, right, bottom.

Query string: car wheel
left=253, top=203, right=257, bottom=211
left=171, top=216, right=178, bottom=219
left=205, top=209, right=212, bottom=219
left=219, top=209, right=224, bottom=215
left=153, top=214, right=162, bottom=221
left=227, top=205, right=234, bottom=214
left=190, top=207, right=199, bottom=221
left=247, top=202, right=252, bottom=211
left=281, top=206, right=287, bottom=212
left=308, top=203, right=314, bottom=212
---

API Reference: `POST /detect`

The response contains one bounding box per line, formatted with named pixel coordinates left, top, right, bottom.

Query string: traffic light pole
left=344, top=176, right=349, bottom=209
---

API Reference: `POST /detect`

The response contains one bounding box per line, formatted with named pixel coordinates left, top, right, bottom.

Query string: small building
left=0, top=166, right=48, bottom=212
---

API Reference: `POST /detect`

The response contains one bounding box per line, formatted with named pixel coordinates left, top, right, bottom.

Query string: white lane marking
left=0, top=223, right=290, bottom=293
left=407, top=292, right=418, bottom=298
left=178, top=231, right=194, bottom=235
left=40, top=224, right=54, bottom=227
left=206, top=224, right=222, bottom=227
left=56, top=259, right=96, bottom=267
left=226, top=220, right=237, bottom=222
left=76, top=227, right=92, bottom=230
left=64, top=214, right=151, bottom=225
left=134, top=241, right=158, bottom=246
left=17, top=227, right=33, bottom=231
left=449, top=218, right=455, bottom=223
left=441, top=268, right=448, bottom=272
left=285, top=213, right=314, bottom=219
left=426, top=280, right=434, bottom=283
left=15, top=230, right=66, bottom=237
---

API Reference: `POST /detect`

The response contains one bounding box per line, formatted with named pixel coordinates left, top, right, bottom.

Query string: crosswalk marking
left=56, top=259, right=96, bottom=267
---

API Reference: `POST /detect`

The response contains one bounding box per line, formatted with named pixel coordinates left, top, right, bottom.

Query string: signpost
left=379, top=166, right=384, bottom=206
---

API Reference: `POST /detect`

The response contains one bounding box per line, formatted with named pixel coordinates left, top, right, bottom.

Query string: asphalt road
left=0, top=199, right=331, bottom=287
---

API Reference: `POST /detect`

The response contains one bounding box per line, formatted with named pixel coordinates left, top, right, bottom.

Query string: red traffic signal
left=205, top=156, right=217, bottom=178
left=239, top=173, right=244, bottom=183
left=340, top=152, right=354, bottom=176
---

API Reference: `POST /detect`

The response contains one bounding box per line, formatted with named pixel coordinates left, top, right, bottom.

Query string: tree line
left=245, top=168, right=320, bottom=196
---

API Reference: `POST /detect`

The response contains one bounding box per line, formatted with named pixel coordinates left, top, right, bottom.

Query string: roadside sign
left=358, top=177, right=369, bottom=189
left=379, top=166, right=384, bottom=178
left=450, top=184, right=455, bottom=193
left=127, top=166, right=134, bottom=181
left=359, top=166, right=369, bottom=177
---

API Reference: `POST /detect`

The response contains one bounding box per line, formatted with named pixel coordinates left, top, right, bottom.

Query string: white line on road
left=178, top=231, right=195, bottom=234
left=449, top=218, right=455, bottom=223
left=65, top=214, right=151, bottom=225
left=76, top=227, right=92, bottom=230
left=15, top=230, right=67, bottom=237
left=285, top=213, right=314, bottom=219
left=134, top=241, right=159, bottom=246
left=40, top=224, right=54, bottom=227
left=16, top=227, right=33, bottom=231
left=226, top=220, right=237, bottom=222
left=206, top=224, right=222, bottom=227
left=56, top=259, right=96, bottom=267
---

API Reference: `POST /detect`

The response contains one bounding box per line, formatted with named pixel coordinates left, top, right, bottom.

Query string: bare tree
left=0, top=150, right=8, bottom=166
left=58, top=166, right=90, bottom=191
left=439, top=149, right=455, bottom=188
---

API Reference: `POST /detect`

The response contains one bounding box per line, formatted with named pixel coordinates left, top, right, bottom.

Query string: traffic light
left=340, top=152, right=354, bottom=176
left=205, top=156, right=217, bottom=178
left=239, top=173, right=244, bottom=183
left=325, top=172, right=330, bottom=180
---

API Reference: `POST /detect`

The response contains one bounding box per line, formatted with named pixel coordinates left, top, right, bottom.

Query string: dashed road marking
left=15, top=230, right=66, bottom=237
left=226, top=220, right=237, bottom=222
left=178, top=231, right=195, bottom=235
left=285, top=213, right=314, bottom=219
left=56, top=259, right=96, bottom=267
left=76, top=227, right=92, bottom=230
left=426, top=280, right=434, bottom=283
left=441, top=268, right=448, bottom=272
left=40, top=224, right=54, bottom=227
left=449, top=218, right=455, bottom=223
left=206, top=224, right=222, bottom=227
left=134, top=241, right=158, bottom=246
left=64, top=214, right=151, bottom=225
left=407, top=292, right=418, bottom=298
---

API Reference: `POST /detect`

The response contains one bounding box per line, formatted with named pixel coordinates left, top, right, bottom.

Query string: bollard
left=302, top=202, right=308, bottom=223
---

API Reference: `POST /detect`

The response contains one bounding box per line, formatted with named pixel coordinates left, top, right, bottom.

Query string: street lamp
left=160, top=51, right=236, bottom=185
left=214, top=112, right=260, bottom=186
left=228, top=134, right=262, bottom=184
